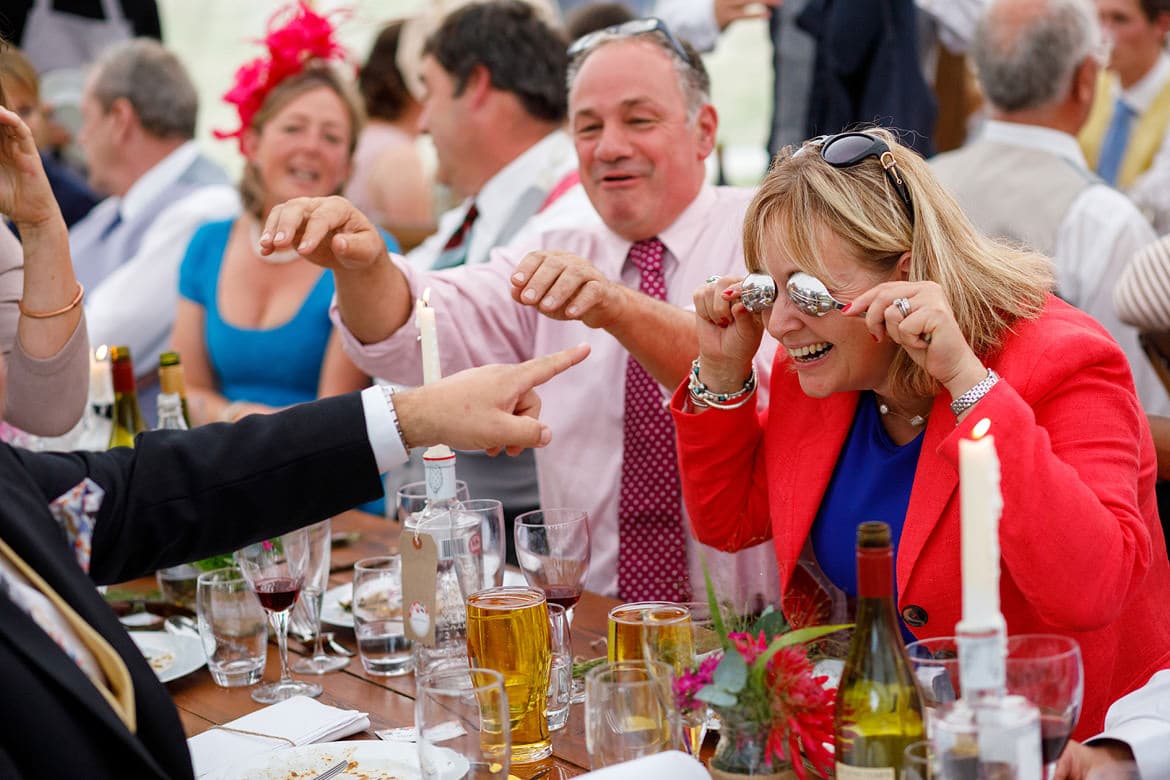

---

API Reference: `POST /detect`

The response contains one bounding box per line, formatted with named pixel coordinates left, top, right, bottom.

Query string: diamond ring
left=894, top=297, right=911, bottom=318
left=705, top=275, right=721, bottom=285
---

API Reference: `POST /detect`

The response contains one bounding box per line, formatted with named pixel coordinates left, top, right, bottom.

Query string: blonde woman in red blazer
left=672, top=129, right=1170, bottom=739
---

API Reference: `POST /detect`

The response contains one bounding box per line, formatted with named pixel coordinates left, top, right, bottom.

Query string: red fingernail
left=721, top=289, right=735, bottom=300
left=720, top=318, right=731, bottom=327
left=841, top=303, right=852, bottom=314
left=871, top=333, right=880, bottom=342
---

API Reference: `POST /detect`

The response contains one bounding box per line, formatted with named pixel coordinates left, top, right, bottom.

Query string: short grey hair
left=90, top=39, right=198, bottom=139
left=566, top=32, right=710, bottom=122
left=973, top=0, right=1100, bottom=112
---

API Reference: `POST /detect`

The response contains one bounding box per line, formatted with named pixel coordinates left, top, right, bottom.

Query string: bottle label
left=835, top=763, right=895, bottom=780
left=400, top=531, right=440, bottom=647
left=423, top=453, right=457, bottom=502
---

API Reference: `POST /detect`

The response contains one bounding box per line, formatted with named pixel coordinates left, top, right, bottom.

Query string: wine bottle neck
left=423, top=452, right=458, bottom=502
left=856, top=545, right=894, bottom=599
left=111, top=358, right=136, bottom=394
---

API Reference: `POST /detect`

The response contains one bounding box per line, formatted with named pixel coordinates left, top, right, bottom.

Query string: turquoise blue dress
left=179, top=219, right=399, bottom=513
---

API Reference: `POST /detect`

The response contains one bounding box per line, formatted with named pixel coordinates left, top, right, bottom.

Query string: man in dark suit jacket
left=0, top=346, right=589, bottom=779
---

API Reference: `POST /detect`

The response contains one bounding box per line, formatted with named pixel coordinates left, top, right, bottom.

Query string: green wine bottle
left=158, top=350, right=192, bottom=428
left=107, top=346, right=145, bottom=448
left=834, top=521, right=926, bottom=779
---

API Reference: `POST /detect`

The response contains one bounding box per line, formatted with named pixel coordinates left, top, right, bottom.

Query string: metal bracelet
left=688, top=359, right=757, bottom=410
left=380, top=385, right=413, bottom=451
left=950, top=368, right=1001, bottom=417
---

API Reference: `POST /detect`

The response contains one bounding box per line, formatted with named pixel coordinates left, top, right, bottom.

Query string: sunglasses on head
left=810, top=132, right=915, bottom=224
left=567, top=17, right=692, bottom=66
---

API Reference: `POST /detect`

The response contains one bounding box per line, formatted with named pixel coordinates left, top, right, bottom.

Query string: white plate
left=201, top=740, right=468, bottom=780
left=321, top=583, right=354, bottom=628
left=129, top=631, right=205, bottom=683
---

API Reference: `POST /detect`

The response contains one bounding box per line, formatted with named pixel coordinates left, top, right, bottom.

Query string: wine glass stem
left=306, top=590, right=327, bottom=659
left=271, top=608, right=293, bottom=684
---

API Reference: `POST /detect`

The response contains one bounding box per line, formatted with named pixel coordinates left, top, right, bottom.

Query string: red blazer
left=673, top=297, right=1170, bottom=738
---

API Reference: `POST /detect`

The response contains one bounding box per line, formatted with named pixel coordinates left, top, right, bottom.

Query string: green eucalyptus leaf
left=713, top=647, right=748, bottom=693
left=696, top=685, right=737, bottom=708
left=753, top=606, right=790, bottom=642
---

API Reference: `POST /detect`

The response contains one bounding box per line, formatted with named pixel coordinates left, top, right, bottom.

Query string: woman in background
left=344, top=19, right=434, bottom=251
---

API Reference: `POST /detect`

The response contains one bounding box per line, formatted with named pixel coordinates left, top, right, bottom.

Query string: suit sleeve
left=16, top=392, right=383, bottom=585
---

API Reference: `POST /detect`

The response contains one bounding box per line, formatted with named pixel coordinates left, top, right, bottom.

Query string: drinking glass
left=465, top=586, right=552, bottom=764
left=195, top=566, right=266, bottom=687
left=396, top=479, right=470, bottom=523
left=902, top=740, right=937, bottom=780
left=607, top=601, right=691, bottom=662
left=352, top=555, right=413, bottom=676
left=906, top=634, right=1083, bottom=774
left=462, top=499, right=506, bottom=590
left=416, top=665, right=510, bottom=780
left=585, top=659, right=681, bottom=769
left=639, top=604, right=704, bottom=756
left=515, top=508, right=590, bottom=701
left=547, top=603, right=572, bottom=732
left=234, top=527, right=321, bottom=703
left=156, top=563, right=201, bottom=610
left=291, top=519, right=348, bottom=674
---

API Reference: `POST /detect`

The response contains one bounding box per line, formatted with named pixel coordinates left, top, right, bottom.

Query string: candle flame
left=972, top=417, right=992, bottom=440
left=94, top=344, right=109, bottom=361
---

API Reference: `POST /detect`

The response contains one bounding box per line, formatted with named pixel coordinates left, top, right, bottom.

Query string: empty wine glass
left=235, top=526, right=322, bottom=703
left=291, top=519, right=348, bottom=675
left=395, top=480, right=470, bottom=523
left=514, top=508, right=591, bottom=702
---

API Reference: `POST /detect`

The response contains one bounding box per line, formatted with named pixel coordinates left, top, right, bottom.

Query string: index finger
left=514, top=343, right=592, bottom=390
left=511, top=251, right=552, bottom=288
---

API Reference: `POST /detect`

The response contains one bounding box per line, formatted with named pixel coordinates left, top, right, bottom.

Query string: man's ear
left=1072, top=56, right=1099, bottom=106
left=695, top=103, right=718, bottom=159
left=108, top=96, right=137, bottom=140
left=461, top=64, right=493, bottom=109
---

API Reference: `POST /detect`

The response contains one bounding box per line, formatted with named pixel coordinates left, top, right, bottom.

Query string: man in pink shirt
left=261, top=20, right=780, bottom=605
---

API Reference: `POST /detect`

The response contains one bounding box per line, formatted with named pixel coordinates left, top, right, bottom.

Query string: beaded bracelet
left=688, top=358, right=757, bottom=410
left=18, top=282, right=84, bottom=319
left=380, top=385, right=413, bottom=451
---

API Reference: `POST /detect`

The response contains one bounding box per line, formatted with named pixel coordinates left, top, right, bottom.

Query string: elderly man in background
left=264, top=22, right=781, bottom=606
left=68, top=39, right=238, bottom=416
left=932, top=0, right=1168, bottom=416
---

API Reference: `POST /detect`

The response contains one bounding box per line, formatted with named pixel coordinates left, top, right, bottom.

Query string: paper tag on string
left=401, top=529, right=439, bottom=646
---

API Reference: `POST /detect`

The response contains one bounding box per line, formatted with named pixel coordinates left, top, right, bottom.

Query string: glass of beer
left=465, top=586, right=552, bottom=763
left=607, top=601, right=692, bottom=662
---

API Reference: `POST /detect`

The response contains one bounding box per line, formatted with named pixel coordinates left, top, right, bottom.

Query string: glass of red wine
left=514, top=508, right=591, bottom=703
left=235, top=527, right=323, bottom=703
left=1005, top=634, right=1083, bottom=778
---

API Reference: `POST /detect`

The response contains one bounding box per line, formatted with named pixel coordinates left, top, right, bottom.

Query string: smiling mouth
left=787, top=342, right=833, bottom=363
left=288, top=166, right=321, bottom=183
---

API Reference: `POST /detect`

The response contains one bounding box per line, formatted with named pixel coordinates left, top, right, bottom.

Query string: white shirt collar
left=472, top=129, right=576, bottom=225
left=979, top=120, right=1088, bottom=170
left=119, top=141, right=202, bottom=221
left=1121, top=52, right=1170, bottom=113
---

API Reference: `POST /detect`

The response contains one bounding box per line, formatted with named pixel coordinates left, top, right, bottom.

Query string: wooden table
left=123, top=510, right=619, bottom=779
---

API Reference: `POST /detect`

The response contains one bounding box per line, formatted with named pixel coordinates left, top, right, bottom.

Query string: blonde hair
left=240, top=62, right=365, bottom=221
left=744, top=128, right=1055, bottom=399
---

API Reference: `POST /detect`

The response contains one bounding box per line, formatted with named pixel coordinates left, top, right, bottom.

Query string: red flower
left=214, top=1, right=350, bottom=150
left=763, top=647, right=836, bottom=780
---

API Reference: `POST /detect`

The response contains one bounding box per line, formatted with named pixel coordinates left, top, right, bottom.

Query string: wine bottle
left=156, top=392, right=188, bottom=431
left=158, top=351, right=192, bottom=428
left=834, top=521, right=926, bottom=779
left=107, top=346, right=145, bottom=448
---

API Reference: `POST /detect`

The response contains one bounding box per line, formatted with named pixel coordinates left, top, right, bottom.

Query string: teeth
left=787, top=342, right=832, bottom=360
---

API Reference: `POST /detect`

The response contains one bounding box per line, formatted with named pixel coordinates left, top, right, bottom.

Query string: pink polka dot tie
left=618, top=238, right=691, bottom=602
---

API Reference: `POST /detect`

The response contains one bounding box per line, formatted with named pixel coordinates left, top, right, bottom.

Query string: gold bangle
left=18, top=282, right=84, bottom=319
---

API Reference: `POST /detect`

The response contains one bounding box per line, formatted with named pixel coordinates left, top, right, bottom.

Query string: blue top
left=179, top=219, right=399, bottom=514
left=811, top=392, right=923, bottom=639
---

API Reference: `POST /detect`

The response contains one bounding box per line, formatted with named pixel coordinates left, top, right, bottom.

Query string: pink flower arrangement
left=215, top=2, right=350, bottom=150
left=678, top=572, right=847, bottom=779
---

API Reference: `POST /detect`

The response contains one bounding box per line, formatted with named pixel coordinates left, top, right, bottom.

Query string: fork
left=310, top=759, right=348, bottom=780
left=323, top=632, right=355, bottom=657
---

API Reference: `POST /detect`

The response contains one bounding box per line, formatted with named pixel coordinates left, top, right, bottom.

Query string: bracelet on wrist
left=380, top=385, right=413, bottom=451
left=18, top=282, right=84, bottom=319
left=688, top=358, right=757, bottom=410
left=950, top=368, right=1001, bottom=418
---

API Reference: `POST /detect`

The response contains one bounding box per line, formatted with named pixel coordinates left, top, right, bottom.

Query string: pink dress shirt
left=334, top=185, right=782, bottom=602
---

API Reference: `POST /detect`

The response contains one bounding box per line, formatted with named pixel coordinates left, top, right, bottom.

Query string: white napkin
left=578, top=751, right=711, bottom=779
left=187, top=695, right=370, bottom=777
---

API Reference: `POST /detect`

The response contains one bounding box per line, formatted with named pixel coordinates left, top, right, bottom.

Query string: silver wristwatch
left=950, top=368, right=1001, bottom=417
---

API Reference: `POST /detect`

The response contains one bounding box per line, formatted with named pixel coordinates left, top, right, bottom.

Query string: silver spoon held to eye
left=739, top=271, right=850, bottom=316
